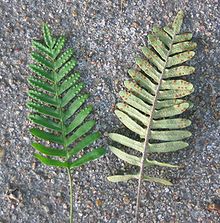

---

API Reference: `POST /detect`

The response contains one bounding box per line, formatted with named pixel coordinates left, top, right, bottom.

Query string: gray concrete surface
left=0, top=0, right=219, bottom=222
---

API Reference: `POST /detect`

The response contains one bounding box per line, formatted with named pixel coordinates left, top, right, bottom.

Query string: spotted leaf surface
left=107, top=11, right=196, bottom=221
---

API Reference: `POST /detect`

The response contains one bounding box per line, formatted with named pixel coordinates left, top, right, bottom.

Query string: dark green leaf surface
left=42, top=24, right=55, bottom=49
left=66, top=106, right=93, bottom=134
left=35, top=154, right=69, bottom=167
left=58, top=72, right=80, bottom=95
left=30, top=128, right=63, bottom=144
left=57, top=59, right=77, bottom=82
left=32, top=52, right=53, bottom=69
left=32, top=143, right=66, bottom=157
left=28, top=76, right=55, bottom=93
left=61, top=83, right=85, bottom=107
left=52, top=36, right=66, bottom=59
left=63, top=94, right=89, bottom=121
left=55, top=48, right=73, bottom=70
left=66, top=120, right=96, bottom=146
left=28, top=90, right=58, bottom=106
left=68, top=132, right=101, bottom=156
left=29, top=64, right=53, bottom=81
left=29, top=114, right=62, bottom=132
left=28, top=23, right=105, bottom=171
left=32, top=40, right=53, bottom=58
left=69, top=147, right=106, bottom=169
left=27, top=101, right=60, bottom=119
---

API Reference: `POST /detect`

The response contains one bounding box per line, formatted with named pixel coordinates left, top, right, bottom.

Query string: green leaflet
left=28, top=76, right=55, bottom=93
left=135, top=57, right=160, bottom=82
left=55, top=48, right=74, bottom=70
left=107, top=174, right=172, bottom=185
left=116, top=103, right=149, bottom=126
left=42, top=23, right=56, bottom=48
left=161, top=79, right=193, bottom=91
left=152, top=118, right=191, bottom=129
left=108, top=11, right=196, bottom=221
left=124, top=80, right=154, bottom=104
left=32, top=143, right=66, bottom=157
left=28, top=23, right=105, bottom=168
left=170, top=41, right=197, bottom=55
left=34, top=154, right=69, bottom=168
left=66, top=106, right=93, bottom=134
left=174, top=33, right=193, bottom=43
left=128, top=69, right=156, bottom=94
left=69, top=147, right=106, bottom=169
left=114, top=110, right=145, bottom=137
left=145, top=159, right=179, bottom=168
left=163, top=66, right=195, bottom=78
left=66, top=120, right=96, bottom=146
left=32, top=40, right=53, bottom=58
left=28, top=23, right=105, bottom=222
left=154, top=102, right=190, bottom=119
left=167, top=51, right=195, bottom=67
left=110, top=146, right=141, bottom=166
left=29, top=114, right=62, bottom=132
left=31, top=51, right=53, bottom=69
left=57, top=59, right=77, bottom=82
left=64, top=94, right=89, bottom=121
left=148, top=141, right=188, bottom=153
left=108, top=133, right=188, bottom=153
left=27, top=101, right=60, bottom=119
left=148, top=34, right=168, bottom=60
left=109, top=133, right=144, bottom=153
left=119, top=91, right=151, bottom=114
left=151, top=130, right=192, bottom=141
left=61, top=83, right=85, bottom=107
left=28, top=90, right=58, bottom=106
left=58, top=72, right=81, bottom=95
left=52, top=36, right=66, bottom=59
left=142, top=46, right=166, bottom=71
left=68, top=132, right=101, bottom=157
left=30, top=128, right=63, bottom=144
left=156, top=99, right=185, bottom=109
left=142, top=176, right=172, bottom=185
left=152, top=26, right=171, bottom=47
left=29, top=64, right=54, bottom=81
left=108, top=174, right=139, bottom=182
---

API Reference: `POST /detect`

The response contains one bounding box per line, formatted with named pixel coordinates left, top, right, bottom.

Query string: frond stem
left=68, top=168, right=74, bottom=223
left=135, top=32, right=177, bottom=222
left=52, top=57, right=74, bottom=223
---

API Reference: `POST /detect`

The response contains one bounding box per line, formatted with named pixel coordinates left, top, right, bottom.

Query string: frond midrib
left=51, top=53, right=70, bottom=163
left=135, top=28, right=179, bottom=217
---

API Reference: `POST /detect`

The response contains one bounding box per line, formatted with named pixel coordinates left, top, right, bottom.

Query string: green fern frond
left=28, top=23, right=106, bottom=222
left=107, top=11, right=196, bottom=221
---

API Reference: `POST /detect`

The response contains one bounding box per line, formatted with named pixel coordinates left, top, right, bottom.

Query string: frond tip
left=28, top=23, right=106, bottom=169
left=108, top=10, right=196, bottom=221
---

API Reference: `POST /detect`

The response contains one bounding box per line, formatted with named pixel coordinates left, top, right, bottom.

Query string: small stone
left=0, top=147, right=5, bottom=161
left=31, top=162, right=36, bottom=170
left=95, top=199, right=103, bottom=207
left=87, top=201, right=93, bottom=209
left=146, top=16, right=152, bottom=21
left=72, top=10, right=78, bottom=17
left=123, top=196, right=130, bottom=204
left=63, top=203, right=68, bottom=209
left=216, top=188, right=220, bottom=196
left=42, top=205, right=49, bottom=213
left=131, top=22, right=139, bottom=29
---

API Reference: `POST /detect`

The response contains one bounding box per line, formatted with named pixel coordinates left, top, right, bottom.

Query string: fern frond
left=28, top=23, right=106, bottom=222
left=107, top=11, right=196, bottom=222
